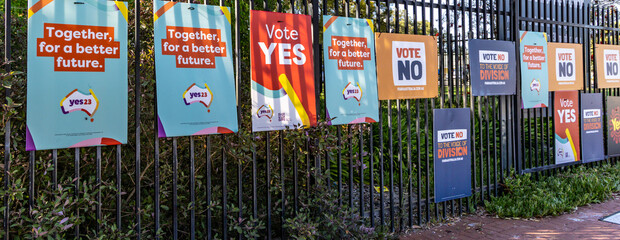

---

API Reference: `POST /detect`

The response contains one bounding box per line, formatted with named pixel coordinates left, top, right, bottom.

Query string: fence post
left=3, top=0, right=11, bottom=237
left=134, top=0, right=142, bottom=238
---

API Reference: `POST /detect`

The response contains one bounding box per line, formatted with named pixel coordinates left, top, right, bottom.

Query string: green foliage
left=485, top=164, right=620, bottom=218
left=283, top=169, right=393, bottom=240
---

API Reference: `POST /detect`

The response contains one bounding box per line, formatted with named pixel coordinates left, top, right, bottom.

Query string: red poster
left=554, top=91, right=580, bottom=164
left=250, top=10, right=316, bottom=132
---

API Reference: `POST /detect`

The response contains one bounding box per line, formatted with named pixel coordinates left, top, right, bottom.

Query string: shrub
left=485, top=163, right=620, bottom=218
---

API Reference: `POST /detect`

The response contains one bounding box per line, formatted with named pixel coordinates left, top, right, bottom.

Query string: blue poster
left=433, top=108, right=472, bottom=203
left=519, top=31, right=549, bottom=108
left=468, top=39, right=517, bottom=96
left=27, top=0, right=128, bottom=150
left=323, top=16, right=379, bottom=125
left=580, top=93, right=605, bottom=163
left=154, top=0, right=238, bottom=137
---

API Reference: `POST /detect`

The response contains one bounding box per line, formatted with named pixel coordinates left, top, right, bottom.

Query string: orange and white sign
left=548, top=43, right=584, bottom=91
left=375, top=33, right=438, bottom=100
left=596, top=44, right=620, bottom=88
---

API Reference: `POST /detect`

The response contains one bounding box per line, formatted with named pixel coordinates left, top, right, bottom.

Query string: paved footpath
left=402, top=194, right=620, bottom=240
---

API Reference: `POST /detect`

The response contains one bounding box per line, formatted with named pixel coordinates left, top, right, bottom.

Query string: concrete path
left=401, top=194, right=620, bottom=239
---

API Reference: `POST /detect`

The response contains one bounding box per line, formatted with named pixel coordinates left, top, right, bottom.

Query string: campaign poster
left=375, top=33, right=438, bottom=100
left=595, top=44, right=620, bottom=88
left=580, top=93, right=605, bottom=163
left=554, top=91, right=580, bottom=164
left=323, top=16, right=379, bottom=125
left=548, top=43, right=584, bottom=91
left=250, top=10, right=316, bottom=132
left=154, top=1, right=237, bottom=137
left=26, top=0, right=128, bottom=150
left=433, top=108, right=472, bottom=203
left=519, top=31, right=549, bottom=109
left=468, top=39, right=517, bottom=96
left=607, top=96, right=620, bottom=157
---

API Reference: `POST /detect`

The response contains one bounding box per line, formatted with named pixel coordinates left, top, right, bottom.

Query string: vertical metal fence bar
left=492, top=0, right=499, bottom=197
left=468, top=0, right=477, bottom=212
left=96, top=146, right=102, bottom=234
left=206, top=137, right=212, bottom=240
left=349, top=126, right=354, bottom=209
left=153, top=91, right=159, bottom=240
left=461, top=0, right=468, bottom=214
left=222, top=135, right=229, bottom=240
left=293, top=140, right=299, bottom=213
left=379, top=100, right=385, bottom=229
left=428, top=0, right=439, bottom=221
left=410, top=0, right=421, bottom=225
left=74, top=148, right=80, bottom=238
left=531, top=0, right=536, bottom=175
left=53, top=150, right=57, bottom=190
left=447, top=1, right=454, bottom=213
left=376, top=1, right=385, bottom=229
left=398, top=99, right=404, bottom=228
left=3, top=0, right=11, bottom=237
left=279, top=132, right=285, bottom=238
left=368, top=0, right=375, bottom=228
left=190, top=137, right=196, bottom=240
left=172, top=138, right=178, bottom=240
left=232, top=1, right=243, bottom=238
left=355, top=0, right=365, bottom=221
left=415, top=100, right=422, bottom=224
left=418, top=0, right=432, bottom=222
left=387, top=105, right=395, bottom=230
left=513, top=0, right=523, bottom=176
left=394, top=0, right=404, bottom=229
left=359, top=124, right=365, bottom=218
left=403, top=0, right=413, bottom=226
left=451, top=0, right=458, bottom=214
left=116, top=145, right=122, bottom=232
left=266, top=131, right=271, bottom=240
left=28, top=151, right=34, bottom=216
left=541, top=0, right=547, bottom=171
left=337, top=127, right=343, bottom=206
left=134, top=0, right=142, bottom=238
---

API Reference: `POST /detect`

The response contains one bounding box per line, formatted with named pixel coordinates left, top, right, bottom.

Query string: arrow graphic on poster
left=279, top=73, right=311, bottom=127
left=565, top=128, right=578, bottom=162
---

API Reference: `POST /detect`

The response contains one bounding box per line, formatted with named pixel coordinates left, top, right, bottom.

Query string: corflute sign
left=548, top=43, right=584, bottom=91
left=433, top=108, right=472, bottom=203
left=554, top=91, right=580, bottom=164
left=154, top=1, right=238, bottom=137
left=519, top=31, right=549, bottom=109
left=27, top=0, right=128, bottom=150
left=607, top=96, right=620, bottom=157
left=468, top=39, right=517, bottom=96
left=323, top=16, right=379, bottom=125
left=375, top=33, right=438, bottom=100
left=580, top=93, right=605, bottom=163
left=250, top=10, right=317, bottom=132
left=596, top=44, right=620, bottom=88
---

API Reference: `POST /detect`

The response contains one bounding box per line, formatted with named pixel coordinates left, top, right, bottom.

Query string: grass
left=485, top=163, right=620, bottom=218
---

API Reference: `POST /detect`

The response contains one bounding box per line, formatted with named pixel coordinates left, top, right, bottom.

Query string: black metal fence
left=1, top=0, right=619, bottom=239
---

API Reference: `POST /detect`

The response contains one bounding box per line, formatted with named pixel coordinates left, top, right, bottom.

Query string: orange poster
left=595, top=44, right=620, bottom=88
left=548, top=43, right=584, bottom=91
left=375, top=33, right=438, bottom=100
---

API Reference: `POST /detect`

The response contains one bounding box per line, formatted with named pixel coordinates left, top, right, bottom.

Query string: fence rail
left=2, top=0, right=619, bottom=239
